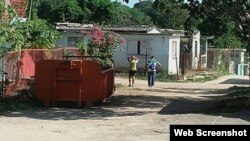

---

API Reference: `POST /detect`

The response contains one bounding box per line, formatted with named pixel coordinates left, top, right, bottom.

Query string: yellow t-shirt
left=129, top=59, right=138, bottom=71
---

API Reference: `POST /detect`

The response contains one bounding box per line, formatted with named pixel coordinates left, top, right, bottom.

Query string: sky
left=111, top=0, right=202, bottom=8
left=111, top=0, right=139, bottom=8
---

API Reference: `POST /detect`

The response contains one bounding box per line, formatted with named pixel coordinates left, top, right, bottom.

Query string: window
left=137, top=41, right=141, bottom=55
left=172, top=41, right=177, bottom=58
left=127, top=39, right=148, bottom=55
left=68, top=37, right=83, bottom=46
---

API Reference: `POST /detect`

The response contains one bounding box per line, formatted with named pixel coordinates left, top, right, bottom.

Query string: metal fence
left=2, top=48, right=81, bottom=82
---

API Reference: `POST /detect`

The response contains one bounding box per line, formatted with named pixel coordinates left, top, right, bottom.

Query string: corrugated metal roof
left=104, top=27, right=153, bottom=32
left=55, top=22, right=185, bottom=35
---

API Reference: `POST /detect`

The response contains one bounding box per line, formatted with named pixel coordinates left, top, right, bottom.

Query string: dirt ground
left=1, top=75, right=250, bottom=141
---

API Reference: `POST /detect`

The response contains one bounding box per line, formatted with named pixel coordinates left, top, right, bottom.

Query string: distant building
left=56, top=23, right=185, bottom=74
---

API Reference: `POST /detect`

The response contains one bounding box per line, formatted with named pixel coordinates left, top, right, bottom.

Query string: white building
left=56, top=23, right=189, bottom=75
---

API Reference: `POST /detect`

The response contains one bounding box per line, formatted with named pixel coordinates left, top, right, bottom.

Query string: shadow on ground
left=158, top=96, right=250, bottom=122
left=2, top=92, right=250, bottom=122
left=0, top=94, right=170, bottom=120
left=220, top=78, right=249, bottom=85
left=1, top=76, right=250, bottom=121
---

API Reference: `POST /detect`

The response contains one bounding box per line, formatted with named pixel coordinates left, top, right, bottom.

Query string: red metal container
left=35, top=60, right=115, bottom=106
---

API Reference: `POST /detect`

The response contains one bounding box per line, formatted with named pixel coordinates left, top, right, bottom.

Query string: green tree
left=214, top=29, right=246, bottom=49
left=152, top=0, right=189, bottom=29
left=37, top=0, right=83, bottom=23
left=37, top=0, right=123, bottom=24
left=128, top=8, right=152, bottom=25
left=87, top=0, right=121, bottom=25
left=37, top=0, right=152, bottom=26
left=181, top=0, right=250, bottom=49
left=0, top=5, right=60, bottom=86
left=134, top=0, right=154, bottom=16
left=26, top=0, right=39, bottom=20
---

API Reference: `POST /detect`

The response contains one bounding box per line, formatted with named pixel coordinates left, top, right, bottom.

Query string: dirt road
left=0, top=75, right=250, bottom=141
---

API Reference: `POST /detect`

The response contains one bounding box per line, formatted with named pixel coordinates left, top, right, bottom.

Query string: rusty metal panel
left=81, top=60, right=103, bottom=103
left=35, top=60, right=55, bottom=106
left=53, top=60, right=82, bottom=105
left=35, top=60, right=115, bottom=106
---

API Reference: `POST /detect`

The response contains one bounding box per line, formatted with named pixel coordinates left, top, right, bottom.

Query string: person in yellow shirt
left=127, top=56, right=139, bottom=87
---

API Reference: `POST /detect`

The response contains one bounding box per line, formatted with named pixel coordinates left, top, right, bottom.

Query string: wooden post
left=144, top=49, right=148, bottom=76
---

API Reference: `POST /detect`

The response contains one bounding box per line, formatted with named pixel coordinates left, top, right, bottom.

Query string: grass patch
left=185, top=70, right=229, bottom=83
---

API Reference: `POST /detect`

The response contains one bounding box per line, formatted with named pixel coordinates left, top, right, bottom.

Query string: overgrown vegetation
left=214, top=28, right=246, bottom=49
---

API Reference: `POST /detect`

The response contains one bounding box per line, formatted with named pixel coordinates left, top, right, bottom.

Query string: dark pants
left=148, top=71, right=156, bottom=87
left=129, top=70, right=137, bottom=77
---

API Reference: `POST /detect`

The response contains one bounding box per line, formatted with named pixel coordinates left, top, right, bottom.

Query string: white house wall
left=55, top=31, right=182, bottom=74
left=150, top=35, right=169, bottom=72
left=113, top=35, right=158, bottom=70
left=113, top=34, right=170, bottom=72
left=168, top=37, right=180, bottom=75
left=192, top=32, right=201, bottom=69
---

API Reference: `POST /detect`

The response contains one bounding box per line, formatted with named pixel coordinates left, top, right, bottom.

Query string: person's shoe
left=128, top=85, right=131, bottom=87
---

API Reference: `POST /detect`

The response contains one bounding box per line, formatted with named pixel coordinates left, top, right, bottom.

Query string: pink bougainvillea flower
left=120, top=38, right=126, bottom=45
left=87, top=26, right=126, bottom=59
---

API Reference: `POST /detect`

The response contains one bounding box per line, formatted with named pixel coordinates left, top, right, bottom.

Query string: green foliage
left=217, top=62, right=227, bottom=73
left=128, top=8, right=152, bottom=25
left=182, top=0, right=250, bottom=49
left=0, top=0, right=5, bottom=18
left=37, top=0, right=152, bottom=26
left=26, top=19, right=60, bottom=49
left=10, top=19, right=59, bottom=50
left=87, top=0, right=118, bottom=25
left=38, top=0, right=83, bottom=23
left=26, top=0, right=40, bottom=20
left=152, top=0, right=189, bottom=29
left=76, top=42, right=88, bottom=55
left=134, top=0, right=154, bottom=13
left=214, top=29, right=246, bottom=49
left=133, top=0, right=155, bottom=23
left=0, top=5, right=60, bottom=51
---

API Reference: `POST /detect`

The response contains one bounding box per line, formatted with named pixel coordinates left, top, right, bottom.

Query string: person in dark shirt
left=147, top=56, right=161, bottom=88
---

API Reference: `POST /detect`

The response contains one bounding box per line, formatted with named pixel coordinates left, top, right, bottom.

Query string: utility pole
left=28, top=0, right=33, bottom=21
left=144, top=49, right=148, bottom=76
